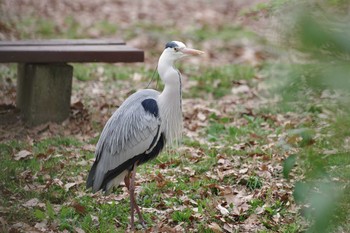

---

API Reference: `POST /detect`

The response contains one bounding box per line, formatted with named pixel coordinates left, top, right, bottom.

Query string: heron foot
left=129, top=220, right=146, bottom=231
left=139, top=219, right=147, bottom=229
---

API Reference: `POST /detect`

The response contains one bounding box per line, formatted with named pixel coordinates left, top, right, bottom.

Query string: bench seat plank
left=0, top=39, right=125, bottom=46
left=0, top=45, right=144, bottom=63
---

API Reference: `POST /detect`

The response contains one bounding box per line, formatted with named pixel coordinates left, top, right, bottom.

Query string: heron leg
left=124, top=171, right=135, bottom=230
left=130, top=163, right=147, bottom=228
left=125, top=163, right=147, bottom=230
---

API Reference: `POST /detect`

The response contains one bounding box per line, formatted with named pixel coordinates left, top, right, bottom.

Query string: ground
left=0, top=0, right=349, bottom=232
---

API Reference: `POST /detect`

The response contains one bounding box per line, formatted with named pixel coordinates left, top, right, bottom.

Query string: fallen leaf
left=218, top=170, right=236, bottom=180
left=208, top=222, right=223, bottom=233
left=224, top=194, right=235, bottom=205
left=132, top=72, right=142, bottom=81
left=174, top=223, right=185, bottom=232
left=52, top=178, right=64, bottom=187
left=11, top=222, right=32, bottom=231
left=233, top=202, right=250, bottom=215
left=90, top=215, right=99, bottom=225
left=14, top=150, right=32, bottom=161
left=323, top=149, right=338, bottom=155
left=74, top=227, right=86, bottom=233
left=272, top=213, right=281, bottom=223
left=180, top=195, right=198, bottom=206
left=239, top=168, right=248, bottom=174
left=242, top=214, right=263, bottom=232
left=22, top=198, right=40, bottom=208
left=231, top=85, right=250, bottom=95
left=223, top=223, right=234, bottom=232
left=155, top=172, right=167, bottom=188
left=158, top=225, right=177, bottom=233
left=77, top=160, right=88, bottom=166
left=34, top=220, right=47, bottom=231
left=0, top=217, right=7, bottom=230
left=71, top=202, right=86, bottom=215
left=220, top=186, right=233, bottom=196
left=217, top=204, right=229, bottom=215
left=255, top=206, right=265, bottom=215
left=197, top=112, right=206, bottom=121
left=82, top=144, right=95, bottom=152
left=35, top=153, right=49, bottom=160
left=64, top=182, right=76, bottom=191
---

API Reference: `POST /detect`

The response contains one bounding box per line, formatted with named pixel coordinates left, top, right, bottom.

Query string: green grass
left=73, top=64, right=153, bottom=82
left=189, top=24, right=258, bottom=42
left=186, top=65, right=256, bottom=99
left=16, top=17, right=57, bottom=38
left=0, top=136, right=130, bottom=232
left=2, top=68, right=349, bottom=232
left=11, top=15, right=119, bottom=39
left=171, top=208, right=193, bottom=223
left=0, top=64, right=17, bottom=79
left=246, top=176, right=263, bottom=190
left=240, top=0, right=302, bottom=19
left=204, top=113, right=277, bottom=151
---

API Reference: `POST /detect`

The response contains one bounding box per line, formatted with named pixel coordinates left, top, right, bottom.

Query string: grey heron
left=86, top=41, right=204, bottom=229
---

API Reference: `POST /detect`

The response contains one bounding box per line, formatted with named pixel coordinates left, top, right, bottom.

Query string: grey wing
left=87, top=90, right=162, bottom=193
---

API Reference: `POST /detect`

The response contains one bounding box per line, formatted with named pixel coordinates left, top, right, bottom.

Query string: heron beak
left=181, top=48, right=205, bottom=56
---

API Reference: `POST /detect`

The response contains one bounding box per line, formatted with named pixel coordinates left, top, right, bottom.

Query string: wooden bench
left=0, top=39, right=144, bottom=125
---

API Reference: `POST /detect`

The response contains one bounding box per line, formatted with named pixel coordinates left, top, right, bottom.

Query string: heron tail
left=86, top=161, right=97, bottom=189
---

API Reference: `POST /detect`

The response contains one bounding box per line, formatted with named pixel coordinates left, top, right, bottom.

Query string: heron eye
left=174, top=47, right=179, bottom=52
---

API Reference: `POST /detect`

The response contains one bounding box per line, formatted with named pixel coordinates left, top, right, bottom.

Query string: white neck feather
left=157, top=53, right=183, bottom=146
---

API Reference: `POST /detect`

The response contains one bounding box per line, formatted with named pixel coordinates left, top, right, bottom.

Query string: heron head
left=163, top=41, right=204, bottom=61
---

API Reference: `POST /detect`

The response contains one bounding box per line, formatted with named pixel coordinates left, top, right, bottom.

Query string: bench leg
left=16, top=63, right=73, bottom=126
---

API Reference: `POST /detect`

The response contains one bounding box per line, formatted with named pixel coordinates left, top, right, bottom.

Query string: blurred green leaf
left=276, top=4, right=350, bottom=230
left=293, top=181, right=310, bottom=204
left=306, top=183, right=342, bottom=233
left=283, top=154, right=297, bottom=179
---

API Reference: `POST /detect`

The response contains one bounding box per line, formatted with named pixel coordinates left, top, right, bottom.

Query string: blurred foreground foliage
left=270, top=0, right=350, bottom=232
